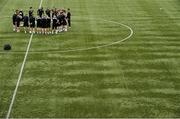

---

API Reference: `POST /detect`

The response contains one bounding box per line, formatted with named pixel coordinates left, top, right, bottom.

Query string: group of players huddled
left=12, top=7, right=71, bottom=34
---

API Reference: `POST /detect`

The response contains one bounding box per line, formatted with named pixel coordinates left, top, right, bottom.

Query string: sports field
left=0, top=0, right=180, bottom=118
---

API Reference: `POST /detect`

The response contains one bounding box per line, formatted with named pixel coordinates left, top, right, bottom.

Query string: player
left=36, top=15, right=42, bottom=34
left=29, top=7, right=34, bottom=17
left=52, top=8, right=58, bottom=17
left=12, top=10, right=17, bottom=31
left=23, top=14, right=29, bottom=33
left=16, top=11, right=21, bottom=32
left=45, top=8, right=51, bottom=17
left=19, top=9, right=24, bottom=26
left=29, top=14, right=35, bottom=33
left=41, top=14, right=47, bottom=34
left=62, top=10, right=68, bottom=32
left=46, top=15, right=51, bottom=34
left=52, top=9, right=56, bottom=17
left=19, top=9, right=24, bottom=17
left=67, top=8, right=71, bottom=28
left=37, top=7, right=44, bottom=17
left=57, top=11, right=64, bottom=32
left=52, top=15, right=58, bottom=34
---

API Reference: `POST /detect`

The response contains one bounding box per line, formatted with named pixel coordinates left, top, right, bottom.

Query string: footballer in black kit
left=12, top=7, right=71, bottom=34
left=37, top=7, right=44, bottom=17
left=29, top=7, right=34, bottom=17
left=67, top=8, right=71, bottom=28
left=19, top=9, right=24, bottom=23
left=36, top=16, right=42, bottom=34
left=62, top=12, right=68, bottom=31
left=41, top=15, right=47, bottom=34
left=16, top=12, right=21, bottom=32
left=19, top=10, right=24, bottom=18
left=23, top=14, right=29, bottom=33
left=29, top=15, right=35, bottom=33
left=57, top=12, right=63, bottom=32
left=12, top=11, right=17, bottom=31
left=46, top=8, right=51, bottom=17
left=52, top=15, right=58, bottom=34
left=12, top=10, right=21, bottom=32
left=46, top=16, right=51, bottom=34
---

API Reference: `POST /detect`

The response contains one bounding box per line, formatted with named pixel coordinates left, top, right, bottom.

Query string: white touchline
left=6, top=33, right=33, bottom=119
left=39, top=0, right=43, bottom=8
left=6, top=0, right=43, bottom=118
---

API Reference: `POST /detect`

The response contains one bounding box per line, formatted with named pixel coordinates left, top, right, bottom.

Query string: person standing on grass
left=36, top=15, right=42, bottom=34
left=45, top=8, right=51, bottom=17
left=52, top=14, right=58, bottom=34
left=19, top=9, right=24, bottom=26
left=52, top=8, right=58, bottom=17
left=19, top=9, right=24, bottom=18
left=57, top=11, right=62, bottom=33
left=29, top=7, right=34, bottom=17
left=29, top=14, right=35, bottom=33
left=12, top=10, right=18, bottom=32
left=41, top=14, right=47, bottom=34
left=23, top=14, right=29, bottom=33
left=15, top=11, right=21, bottom=32
left=67, top=8, right=71, bottom=28
left=62, top=10, right=68, bottom=32
left=37, top=7, right=44, bottom=17
left=46, top=15, right=51, bottom=34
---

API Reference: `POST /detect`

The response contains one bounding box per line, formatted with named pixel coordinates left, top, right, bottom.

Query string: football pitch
left=0, top=0, right=180, bottom=118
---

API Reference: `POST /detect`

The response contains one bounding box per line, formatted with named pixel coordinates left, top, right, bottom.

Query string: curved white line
left=0, top=18, right=133, bottom=54
left=30, top=18, right=134, bottom=53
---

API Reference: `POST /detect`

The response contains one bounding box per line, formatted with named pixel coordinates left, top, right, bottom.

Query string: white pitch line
left=0, top=19, right=134, bottom=54
left=30, top=18, right=134, bottom=53
left=39, top=0, right=43, bottom=8
left=0, top=18, right=133, bottom=54
left=6, top=33, right=34, bottom=119
left=6, top=0, right=44, bottom=118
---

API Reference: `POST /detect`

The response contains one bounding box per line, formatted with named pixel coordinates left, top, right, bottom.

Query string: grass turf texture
left=0, top=0, right=180, bottom=118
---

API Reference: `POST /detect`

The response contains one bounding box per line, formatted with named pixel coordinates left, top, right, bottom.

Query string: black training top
left=12, top=14, right=17, bottom=22
left=29, top=16, right=35, bottom=24
left=47, top=17, right=51, bottom=23
left=37, top=17, right=41, bottom=23
left=23, top=16, right=29, bottom=23
left=29, top=10, right=33, bottom=17
left=57, top=14, right=63, bottom=21
left=67, top=12, right=71, bottom=19
left=46, top=9, right=51, bottom=17
left=41, top=17, right=47, bottom=25
left=16, top=15, right=21, bottom=22
left=37, top=8, right=44, bottom=17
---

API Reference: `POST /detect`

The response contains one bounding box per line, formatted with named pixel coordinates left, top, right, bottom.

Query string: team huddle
left=12, top=7, right=71, bottom=34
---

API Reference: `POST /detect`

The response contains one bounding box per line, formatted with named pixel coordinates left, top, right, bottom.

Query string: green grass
left=0, top=0, right=180, bottom=118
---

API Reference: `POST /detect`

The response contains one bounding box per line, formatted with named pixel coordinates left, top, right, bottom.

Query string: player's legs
left=59, top=24, right=63, bottom=32
left=13, top=22, right=16, bottom=32
left=63, top=25, right=68, bottom=32
left=16, top=22, right=20, bottom=32
left=68, top=19, right=71, bottom=28
left=24, top=27, right=27, bottom=33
